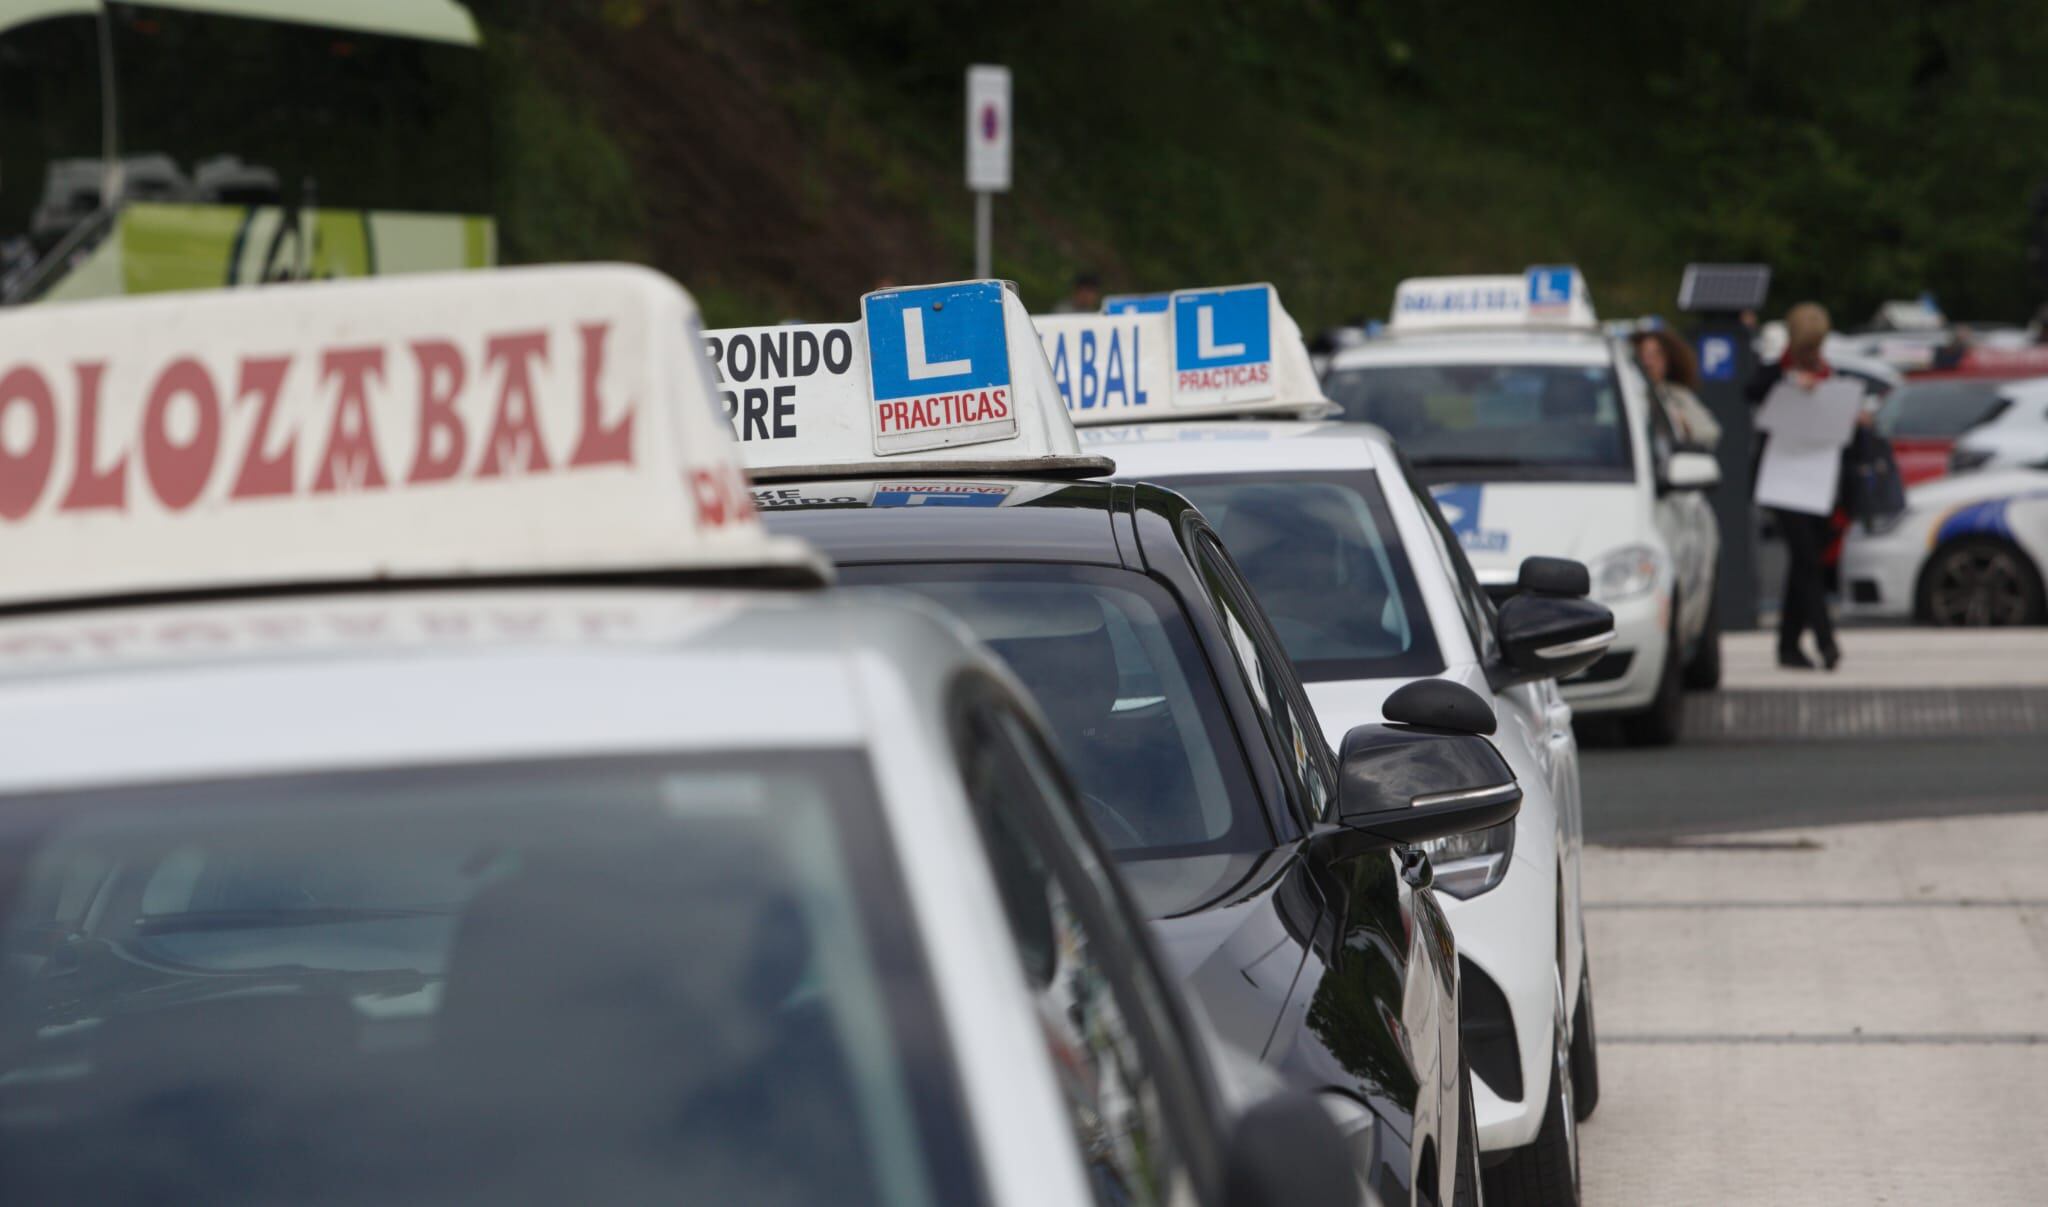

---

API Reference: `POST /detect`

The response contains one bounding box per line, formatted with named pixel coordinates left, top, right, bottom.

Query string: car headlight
left=1591, top=544, right=1663, bottom=602
left=1417, top=820, right=1515, bottom=899
left=1861, top=507, right=1911, bottom=537
left=1949, top=445, right=1994, bottom=474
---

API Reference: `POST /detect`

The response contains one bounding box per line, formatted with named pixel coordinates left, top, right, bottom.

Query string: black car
left=763, top=476, right=1521, bottom=1207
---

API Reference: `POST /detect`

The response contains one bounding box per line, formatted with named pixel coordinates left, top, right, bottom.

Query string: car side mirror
left=1515, top=555, right=1590, bottom=598
left=1310, top=681, right=1522, bottom=865
left=1493, top=592, right=1615, bottom=688
left=1661, top=449, right=1721, bottom=492
left=1222, top=1092, right=1360, bottom=1207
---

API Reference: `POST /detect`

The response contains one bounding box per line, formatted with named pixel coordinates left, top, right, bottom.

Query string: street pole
left=974, top=190, right=992, bottom=279
left=965, top=65, right=1011, bottom=280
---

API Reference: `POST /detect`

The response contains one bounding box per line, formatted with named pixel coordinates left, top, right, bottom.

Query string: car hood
left=1425, top=480, right=1644, bottom=581
left=1126, top=849, right=1312, bottom=1060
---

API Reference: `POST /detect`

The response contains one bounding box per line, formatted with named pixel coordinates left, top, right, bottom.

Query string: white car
left=1324, top=267, right=1722, bottom=745
left=0, top=267, right=1366, bottom=1207
left=1841, top=466, right=2048, bottom=626
left=1040, top=288, right=1615, bottom=1206
left=1949, top=377, right=2048, bottom=474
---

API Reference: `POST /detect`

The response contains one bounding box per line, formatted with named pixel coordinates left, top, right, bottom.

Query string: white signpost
left=965, top=64, right=1011, bottom=279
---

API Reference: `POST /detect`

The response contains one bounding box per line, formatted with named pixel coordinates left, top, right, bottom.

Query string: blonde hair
left=1785, top=302, right=1831, bottom=356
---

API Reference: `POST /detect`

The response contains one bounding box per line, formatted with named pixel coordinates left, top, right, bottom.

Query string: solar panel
left=1677, top=264, right=1772, bottom=313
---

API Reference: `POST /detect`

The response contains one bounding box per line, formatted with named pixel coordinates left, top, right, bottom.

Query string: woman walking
left=1747, top=303, right=1860, bottom=670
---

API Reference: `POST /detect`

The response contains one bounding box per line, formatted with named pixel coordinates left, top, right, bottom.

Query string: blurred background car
left=1950, top=378, right=2048, bottom=474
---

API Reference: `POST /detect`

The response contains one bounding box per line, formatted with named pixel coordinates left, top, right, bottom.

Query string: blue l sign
left=864, top=281, right=1016, bottom=453
left=1526, top=266, right=1574, bottom=310
left=1697, top=334, right=1736, bottom=382
left=1171, top=285, right=1274, bottom=405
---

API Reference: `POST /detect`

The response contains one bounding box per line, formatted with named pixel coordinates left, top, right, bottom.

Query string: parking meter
left=1677, top=263, right=1771, bottom=631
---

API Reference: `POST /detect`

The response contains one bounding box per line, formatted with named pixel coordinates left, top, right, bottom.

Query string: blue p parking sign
left=1170, top=285, right=1274, bottom=405
left=1697, top=334, right=1736, bottom=382
left=863, top=281, right=1017, bottom=454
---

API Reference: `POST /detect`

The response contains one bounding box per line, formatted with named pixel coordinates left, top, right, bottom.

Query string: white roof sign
left=705, top=279, right=1111, bottom=481
left=0, top=265, right=823, bottom=610
left=1035, top=282, right=1332, bottom=426
left=1388, top=265, right=1600, bottom=334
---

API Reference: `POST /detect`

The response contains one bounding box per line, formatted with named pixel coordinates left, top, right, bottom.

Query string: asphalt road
left=1579, top=735, right=2048, bottom=843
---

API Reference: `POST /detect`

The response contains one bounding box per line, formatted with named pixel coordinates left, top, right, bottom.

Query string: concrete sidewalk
left=1721, top=628, right=2048, bottom=690
left=1579, top=812, right=2048, bottom=1204
left=1670, top=629, right=2048, bottom=741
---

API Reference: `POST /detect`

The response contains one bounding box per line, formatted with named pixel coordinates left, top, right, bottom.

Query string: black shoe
left=1778, top=650, right=1817, bottom=670
left=1820, top=646, right=1841, bottom=671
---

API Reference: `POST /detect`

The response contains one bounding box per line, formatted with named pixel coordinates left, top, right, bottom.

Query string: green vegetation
left=469, top=0, right=2048, bottom=329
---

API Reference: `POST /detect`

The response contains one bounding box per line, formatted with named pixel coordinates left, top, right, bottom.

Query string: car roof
left=760, top=477, right=1136, bottom=566
left=1328, top=329, right=1612, bottom=369
left=1082, top=419, right=1401, bottom=478
left=0, top=588, right=984, bottom=796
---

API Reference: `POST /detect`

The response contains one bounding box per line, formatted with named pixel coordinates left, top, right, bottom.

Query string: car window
left=842, top=563, right=1264, bottom=858
left=1877, top=380, right=2011, bottom=438
left=1165, top=470, right=1445, bottom=682
left=1193, top=532, right=1338, bottom=824
left=952, top=690, right=1203, bottom=1207
left=1325, top=361, right=1632, bottom=475
left=0, top=754, right=979, bottom=1207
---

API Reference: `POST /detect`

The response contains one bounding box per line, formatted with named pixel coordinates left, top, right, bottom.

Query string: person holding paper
left=1746, top=303, right=1869, bottom=670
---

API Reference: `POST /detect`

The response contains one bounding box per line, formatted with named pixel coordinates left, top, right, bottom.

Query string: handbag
left=1845, top=426, right=1906, bottom=526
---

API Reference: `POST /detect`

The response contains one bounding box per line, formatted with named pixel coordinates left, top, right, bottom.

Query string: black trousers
left=1772, top=508, right=1837, bottom=658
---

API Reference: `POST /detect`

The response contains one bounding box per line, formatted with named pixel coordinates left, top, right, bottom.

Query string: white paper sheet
left=1754, top=440, right=1843, bottom=515
left=1754, top=379, right=1863, bottom=447
left=1753, top=378, right=1863, bottom=515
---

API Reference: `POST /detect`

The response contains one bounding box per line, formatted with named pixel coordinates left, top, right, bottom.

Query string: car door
left=1405, top=462, right=1586, bottom=959
left=950, top=674, right=1219, bottom=1207
left=1186, top=526, right=1456, bottom=1189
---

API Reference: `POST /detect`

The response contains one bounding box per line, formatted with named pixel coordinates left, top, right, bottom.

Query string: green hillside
left=471, top=0, right=2048, bottom=329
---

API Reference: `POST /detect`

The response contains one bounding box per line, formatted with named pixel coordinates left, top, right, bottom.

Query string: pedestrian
left=1747, top=302, right=1867, bottom=671
left=1051, top=271, right=1103, bottom=314
left=1632, top=328, right=1722, bottom=450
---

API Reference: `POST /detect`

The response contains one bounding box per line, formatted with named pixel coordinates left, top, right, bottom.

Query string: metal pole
left=974, top=191, right=992, bottom=278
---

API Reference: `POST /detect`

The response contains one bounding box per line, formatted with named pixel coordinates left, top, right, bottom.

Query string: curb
left=1680, top=688, right=2048, bottom=742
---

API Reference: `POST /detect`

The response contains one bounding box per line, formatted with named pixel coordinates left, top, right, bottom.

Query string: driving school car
left=1840, top=466, right=2048, bottom=626
left=1043, top=287, right=1614, bottom=1206
left=707, top=281, right=1527, bottom=1207
left=1324, top=268, right=1721, bottom=746
left=0, top=266, right=1366, bottom=1207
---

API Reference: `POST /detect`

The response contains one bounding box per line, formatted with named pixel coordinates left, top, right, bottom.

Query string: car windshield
left=842, top=564, right=1262, bottom=860
left=0, top=754, right=975, bottom=1207
left=1877, top=380, right=2011, bottom=438
left=1160, top=471, right=1444, bottom=682
left=1323, top=362, right=1632, bottom=476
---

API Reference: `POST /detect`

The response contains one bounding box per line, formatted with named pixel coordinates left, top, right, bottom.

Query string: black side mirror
left=1493, top=592, right=1615, bottom=688
left=1309, top=681, right=1522, bottom=864
left=1223, top=1093, right=1359, bottom=1207
left=1516, top=555, right=1590, bottom=598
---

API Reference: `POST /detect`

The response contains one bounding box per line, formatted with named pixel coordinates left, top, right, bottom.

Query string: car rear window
left=0, top=754, right=976, bottom=1207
